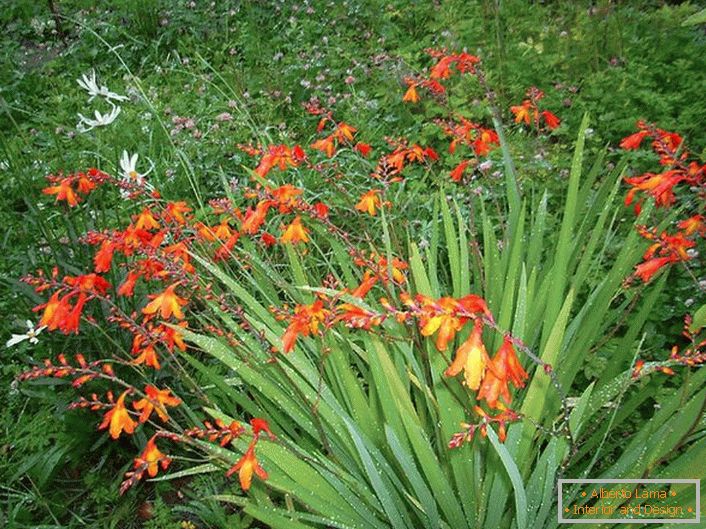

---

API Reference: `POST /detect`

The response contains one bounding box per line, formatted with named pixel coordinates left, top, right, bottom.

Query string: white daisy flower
left=118, top=151, right=155, bottom=198
left=6, top=320, right=46, bottom=348
left=77, top=105, right=121, bottom=132
left=119, top=150, right=153, bottom=186
left=77, top=70, right=128, bottom=103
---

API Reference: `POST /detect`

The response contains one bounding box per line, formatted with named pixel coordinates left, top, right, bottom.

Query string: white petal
left=6, top=334, right=28, bottom=348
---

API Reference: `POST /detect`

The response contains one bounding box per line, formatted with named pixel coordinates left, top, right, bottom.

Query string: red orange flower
left=250, top=418, right=275, bottom=440
left=450, top=160, right=471, bottom=182
left=541, top=110, right=561, bottom=130
left=354, top=142, right=372, bottom=156
left=634, top=256, right=676, bottom=283
left=477, top=336, right=528, bottom=408
left=678, top=215, right=706, bottom=237
left=134, top=208, right=160, bottom=231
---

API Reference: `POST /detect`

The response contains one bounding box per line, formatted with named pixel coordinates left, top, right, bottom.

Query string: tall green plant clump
left=11, top=47, right=705, bottom=529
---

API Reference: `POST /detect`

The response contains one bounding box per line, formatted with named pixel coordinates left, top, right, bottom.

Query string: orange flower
left=36, top=291, right=68, bottom=330
left=420, top=297, right=466, bottom=352
left=677, top=215, right=706, bottom=237
left=60, top=293, right=87, bottom=334
left=132, top=342, right=161, bottom=369
left=335, top=123, right=357, bottom=142
left=336, top=304, right=384, bottom=329
left=76, top=174, right=96, bottom=194
left=473, top=404, right=519, bottom=442
left=254, top=144, right=305, bottom=177
left=631, top=359, right=645, bottom=379
left=134, top=208, right=160, bottom=230
left=137, top=435, right=171, bottom=478
left=142, top=283, right=187, bottom=320
left=280, top=216, right=309, bottom=244
left=429, top=55, right=456, bottom=79
left=456, top=294, right=491, bottom=318
left=241, top=200, right=272, bottom=235
left=64, top=273, right=111, bottom=293
left=313, top=202, right=329, bottom=219
left=226, top=440, right=268, bottom=491
left=624, top=170, right=685, bottom=210
left=122, top=224, right=153, bottom=252
left=133, top=385, right=181, bottom=423
left=477, top=336, right=528, bottom=408
left=281, top=299, right=328, bottom=352
left=427, top=52, right=480, bottom=79
left=350, top=272, right=378, bottom=298
left=160, top=321, right=187, bottom=352
left=270, top=184, right=303, bottom=211
left=34, top=279, right=106, bottom=334
left=312, top=136, right=336, bottom=158
left=355, top=190, right=383, bottom=216
left=118, top=271, right=140, bottom=297
left=43, top=178, right=79, bottom=206
left=261, top=232, right=277, bottom=246
left=402, top=84, right=420, bottom=103
left=438, top=117, right=498, bottom=157
left=165, top=201, right=192, bottom=224
left=163, top=241, right=195, bottom=274
left=360, top=254, right=408, bottom=284
left=455, top=52, right=481, bottom=74
left=99, top=391, right=137, bottom=439
left=473, top=129, right=499, bottom=156
left=633, top=228, right=695, bottom=283
left=444, top=320, right=489, bottom=390
left=510, top=101, right=534, bottom=126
